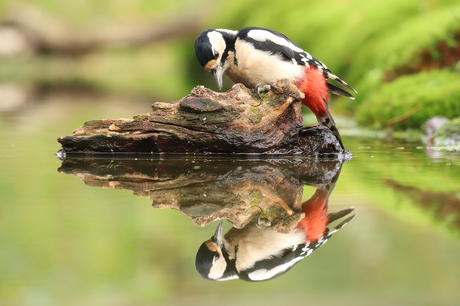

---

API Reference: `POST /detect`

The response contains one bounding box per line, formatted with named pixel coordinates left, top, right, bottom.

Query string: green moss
left=355, top=69, right=460, bottom=130
left=249, top=105, right=261, bottom=123
left=280, top=133, right=291, bottom=144
left=435, top=117, right=460, bottom=136
left=133, top=114, right=149, bottom=120
left=268, top=97, right=279, bottom=108
left=249, top=190, right=262, bottom=207
left=433, top=116, right=460, bottom=143
left=258, top=206, right=281, bottom=220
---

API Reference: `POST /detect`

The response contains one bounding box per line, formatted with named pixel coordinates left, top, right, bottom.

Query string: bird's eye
left=213, top=51, right=219, bottom=58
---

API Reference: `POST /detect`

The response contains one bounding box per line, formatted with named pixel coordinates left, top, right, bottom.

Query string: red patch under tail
left=294, top=67, right=329, bottom=120
left=296, top=188, right=330, bottom=243
left=295, top=67, right=345, bottom=150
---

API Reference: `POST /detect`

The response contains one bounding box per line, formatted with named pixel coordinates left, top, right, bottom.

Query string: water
left=1, top=90, right=460, bottom=306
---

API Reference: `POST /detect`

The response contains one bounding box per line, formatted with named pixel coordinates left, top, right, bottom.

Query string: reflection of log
left=58, top=156, right=345, bottom=230
left=1, top=3, right=203, bottom=56
left=57, top=80, right=343, bottom=155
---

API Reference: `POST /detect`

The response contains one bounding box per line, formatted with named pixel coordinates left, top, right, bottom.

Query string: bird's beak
left=211, top=221, right=223, bottom=246
left=212, top=65, right=223, bottom=90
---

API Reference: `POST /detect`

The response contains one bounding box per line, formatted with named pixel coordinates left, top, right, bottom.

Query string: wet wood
left=57, top=80, right=343, bottom=155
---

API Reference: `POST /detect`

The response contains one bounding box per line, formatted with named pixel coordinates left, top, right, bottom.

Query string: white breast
left=223, top=39, right=305, bottom=88
left=224, top=223, right=305, bottom=272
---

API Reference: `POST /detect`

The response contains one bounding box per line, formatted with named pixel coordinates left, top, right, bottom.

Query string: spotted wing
left=237, top=27, right=356, bottom=94
left=237, top=27, right=327, bottom=69
left=237, top=246, right=308, bottom=282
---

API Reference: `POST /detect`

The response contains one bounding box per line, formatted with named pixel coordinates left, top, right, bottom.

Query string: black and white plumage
left=195, top=27, right=357, bottom=151
left=195, top=209, right=355, bottom=282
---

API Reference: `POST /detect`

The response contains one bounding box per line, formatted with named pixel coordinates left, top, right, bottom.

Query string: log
left=58, top=156, right=345, bottom=230
left=57, top=80, right=344, bottom=155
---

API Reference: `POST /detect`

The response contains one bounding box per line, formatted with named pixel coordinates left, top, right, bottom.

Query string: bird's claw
left=255, top=215, right=271, bottom=228
left=255, top=83, right=271, bottom=98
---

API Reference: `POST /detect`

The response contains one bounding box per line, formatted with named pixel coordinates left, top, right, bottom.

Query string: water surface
left=1, top=91, right=460, bottom=306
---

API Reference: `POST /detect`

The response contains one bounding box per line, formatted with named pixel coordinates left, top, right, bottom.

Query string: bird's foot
left=255, top=83, right=271, bottom=98
left=255, top=215, right=271, bottom=228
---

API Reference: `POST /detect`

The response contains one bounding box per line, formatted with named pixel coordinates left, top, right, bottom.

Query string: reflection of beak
left=211, top=221, right=223, bottom=246
left=212, top=66, right=223, bottom=90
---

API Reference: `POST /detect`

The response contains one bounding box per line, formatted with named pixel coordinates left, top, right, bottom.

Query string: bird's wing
left=238, top=247, right=304, bottom=282
left=237, top=27, right=357, bottom=95
left=237, top=27, right=317, bottom=66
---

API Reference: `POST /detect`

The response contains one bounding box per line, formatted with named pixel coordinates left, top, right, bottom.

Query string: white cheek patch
left=207, top=31, right=226, bottom=61
left=208, top=256, right=227, bottom=280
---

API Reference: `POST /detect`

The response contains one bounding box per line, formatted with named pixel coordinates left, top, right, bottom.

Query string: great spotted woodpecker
left=195, top=209, right=355, bottom=282
left=195, top=27, right=357, bottom=150
left=195, top=177, right=356, bottom=282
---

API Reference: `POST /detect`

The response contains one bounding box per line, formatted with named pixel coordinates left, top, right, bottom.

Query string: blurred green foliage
left=2, top=2, right=460, bottom=304
left=1, top=0, right=460, bottom=129
left=2, top=0, right=208, bottom=23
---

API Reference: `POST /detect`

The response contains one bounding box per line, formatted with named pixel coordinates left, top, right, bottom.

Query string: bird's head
left=195, top=29, right=235, bottom=90
left=195, top=221, right=228, bottom=280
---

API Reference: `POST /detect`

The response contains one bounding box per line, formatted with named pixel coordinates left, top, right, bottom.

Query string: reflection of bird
left=195, top=27, right=357, bottom=150
left=195, top=205, right=355, bottom=282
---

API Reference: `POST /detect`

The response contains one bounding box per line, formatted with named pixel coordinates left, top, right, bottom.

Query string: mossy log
left=57, top=80, right=343, bottom=155
left=58, top=156, right=344, bottom=231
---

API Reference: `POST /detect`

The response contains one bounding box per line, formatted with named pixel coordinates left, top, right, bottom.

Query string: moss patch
left=433, top=116, right=460, bottom=144
left=355, top=69, right=460, bottom=130
left=249, top=105, right=261, bottom=123
left=249, top=190, right=262, bottom=206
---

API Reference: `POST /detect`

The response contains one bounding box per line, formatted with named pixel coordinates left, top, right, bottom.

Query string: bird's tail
left=318, top=107, right=345, bottom=151
left=326, top=72, right=357, bottom=94
left=325, top=210, right=356, bottom=237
